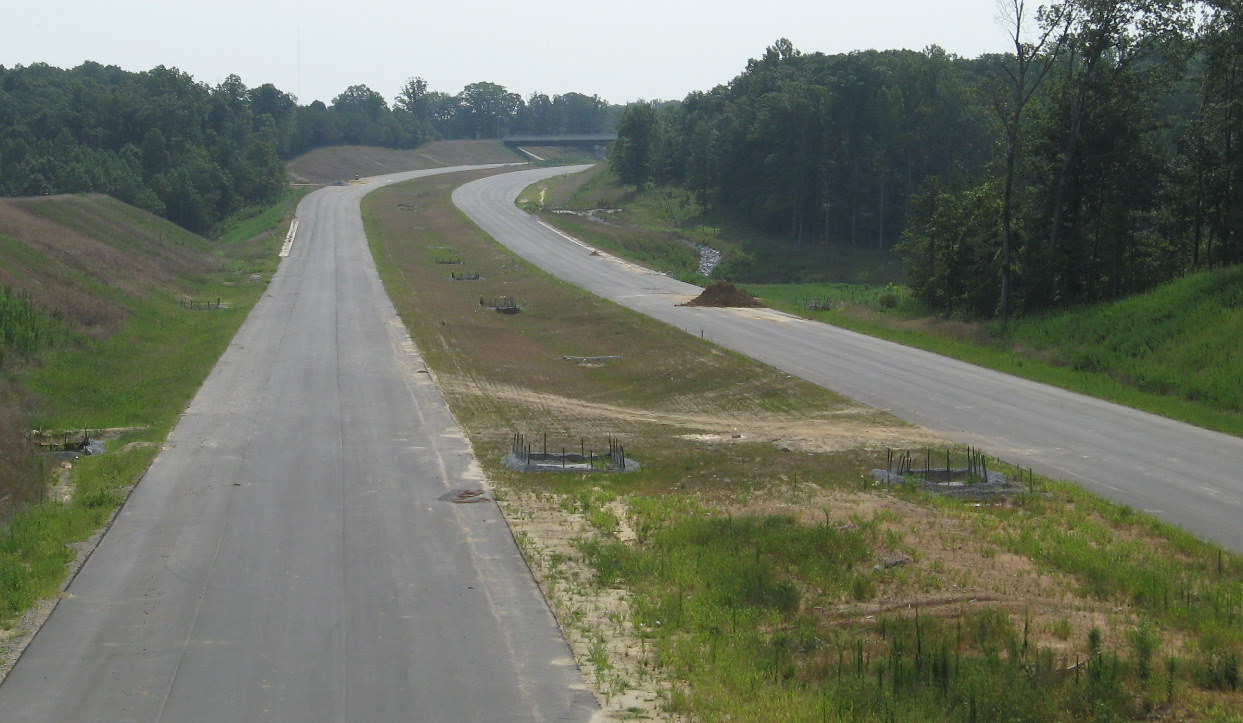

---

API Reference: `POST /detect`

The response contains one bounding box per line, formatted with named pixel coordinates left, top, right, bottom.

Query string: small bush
left=1196, top=649, right=1240, bottom=691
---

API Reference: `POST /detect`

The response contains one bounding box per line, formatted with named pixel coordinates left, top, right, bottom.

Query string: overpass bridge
left=501, top=134, right=617, bottom=148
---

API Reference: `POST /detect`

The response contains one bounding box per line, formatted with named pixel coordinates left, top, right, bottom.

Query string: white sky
left=8, top=0, right=1017, bottom=105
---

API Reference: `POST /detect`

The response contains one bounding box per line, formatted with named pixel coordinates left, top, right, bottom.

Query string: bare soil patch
left=730, top=486, right=1154, bottom=662
left=441, top=375, right=940, bottom=454
left=500, top=486, right=674, bottom=720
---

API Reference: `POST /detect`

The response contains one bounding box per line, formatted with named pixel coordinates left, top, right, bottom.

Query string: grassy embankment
left=535, top=165, right=1243, bottom=438
left=286, top=140, right=527, bottom=184
left=0, top=139, right=528, bottom=639
left=285, top=140, right=601, bottom=188
left=364, top=168, right=1243, bottom=720
left=0, top=190, right=302, bottom=640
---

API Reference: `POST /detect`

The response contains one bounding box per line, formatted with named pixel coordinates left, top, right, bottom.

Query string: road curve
left=0, top=165, right=597, bottom=721
left=454, top=165, right=1243, bottom=553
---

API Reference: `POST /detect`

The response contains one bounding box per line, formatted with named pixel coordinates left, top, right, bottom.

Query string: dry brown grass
left=0, top=193, right=227, bottom=519
left=0, top=380, right=40, bottom=520
left=731, top=486, right=1158, bottom=661
left=366, top=170, right=1243, bottom=719
left=286, top=141, right=524, bottom=184
left=0, top=194, right=216, bottom=337
left=365, top=171, right=949, bottom=717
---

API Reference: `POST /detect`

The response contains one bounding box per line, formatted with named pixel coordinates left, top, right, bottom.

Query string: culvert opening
left=29, top=428, right=106, bottom=460
left=504, top=432, right=639, bottom=473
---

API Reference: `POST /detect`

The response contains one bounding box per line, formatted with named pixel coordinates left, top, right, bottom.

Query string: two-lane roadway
left=0, top=165, right=598, bottom=722
left=454, top=165, right=1243, bottom=553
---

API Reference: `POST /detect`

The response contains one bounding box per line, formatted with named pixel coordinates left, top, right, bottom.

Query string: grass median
left=366, top=170, right=1243, bottom=721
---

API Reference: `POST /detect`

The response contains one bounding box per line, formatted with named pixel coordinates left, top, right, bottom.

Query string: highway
left=454, top=165, right=1243, bottom=553
left=0, top=165, right=597, bottom=721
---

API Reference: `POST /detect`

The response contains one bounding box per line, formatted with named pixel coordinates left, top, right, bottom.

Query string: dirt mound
left=680, top=280, right=765, bottom=308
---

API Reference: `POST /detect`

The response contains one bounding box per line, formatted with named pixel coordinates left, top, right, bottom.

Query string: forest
left=0, top=62, right=618, bottom=233
left=611, top=0, right=1243, bottom=318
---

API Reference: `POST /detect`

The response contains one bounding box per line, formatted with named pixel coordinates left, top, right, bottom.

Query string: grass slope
left=529, top=165, right=906, bottom=286
left=0, top=189, right=300, bottom=653
left=752, top=271, right=1243, bottom=438
left=285, top=140, right=525, bottom=184
left=535, top=168, right=1243, bottom=438
left=365, top=171, right=1243, bottom=720
left=1006, top=267, right=1243, bottom=413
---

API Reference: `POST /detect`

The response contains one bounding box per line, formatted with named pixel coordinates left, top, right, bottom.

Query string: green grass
left=748, top=271, right=1243, bottom=438
left=21, top=284, right=263, bottom=429
left=577, top=491, right=1223, bottom=721
left=0, top=188, right=301, bottom=635
left=19, top=191, right=303, bottom=429
left=1004, top=267, right=1243, bottom=413
left=535, top=170, right=1243, bottom=438
left=216, top=188, right=312, bottom=246
left=0, top=287, right=60, bottom=361
left=536, top=165, right=907, bottom=286
left=746, top=282, right=920, bottom=315
left=0, top=434, right=158, bottom=628
left=983, top=482, right=1243, bottom=644
left=369, top=169, right=1243, bottom=719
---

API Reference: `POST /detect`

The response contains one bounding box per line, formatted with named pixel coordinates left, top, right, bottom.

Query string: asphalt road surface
left=454, top=165, right=1243, bottom=553
left=0, top=166, right=598, bottom=722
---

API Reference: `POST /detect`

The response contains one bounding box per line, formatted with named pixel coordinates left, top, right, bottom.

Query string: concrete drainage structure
left=871, top=446, right=1029, bottom=498
left=504, top=433, right=639, bottom=473
left=870, top=467, right=1025, bottom=498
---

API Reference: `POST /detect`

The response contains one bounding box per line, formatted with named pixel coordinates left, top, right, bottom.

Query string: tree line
left=612, top=0, right=1243, bottom=318
left=0, top=61, right=619, bottom=233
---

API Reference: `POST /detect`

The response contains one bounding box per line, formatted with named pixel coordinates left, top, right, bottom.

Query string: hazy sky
left=8, top=0, right=1018, bottom=105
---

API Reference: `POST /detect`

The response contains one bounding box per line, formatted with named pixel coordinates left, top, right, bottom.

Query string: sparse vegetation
left=366, top=169, right=1243, bottom=719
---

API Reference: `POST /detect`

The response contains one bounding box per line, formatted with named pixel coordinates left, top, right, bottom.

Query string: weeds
left=0, top=189, right=298, bottom=635
left=576, top=494, right=1182, bottom=721
left=0, top=287, right=58, bottom=361
left=371, top=168, right=1243, bottom=719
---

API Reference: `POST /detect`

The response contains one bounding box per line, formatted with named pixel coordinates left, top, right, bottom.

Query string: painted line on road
left=279, top=218, right=300, bottom=258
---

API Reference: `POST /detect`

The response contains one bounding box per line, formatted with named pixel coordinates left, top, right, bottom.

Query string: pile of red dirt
left=680, top=280, right=765, bottom=308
